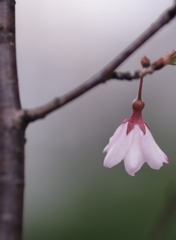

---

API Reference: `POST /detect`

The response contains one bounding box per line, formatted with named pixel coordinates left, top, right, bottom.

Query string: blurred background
left=16, top=0, right=176, bottom=239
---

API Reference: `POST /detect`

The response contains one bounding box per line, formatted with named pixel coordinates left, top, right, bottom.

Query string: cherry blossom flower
left=103, top=77, right=168, bottom=176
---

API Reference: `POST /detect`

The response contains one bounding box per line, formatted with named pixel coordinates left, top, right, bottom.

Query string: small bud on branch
left=141, top=56, right=150, bottom=68
left=152, top=51, right=175, bottom=70
left=112, top=50, right=176, bottom=80
left=169, top=50, right=176, bottom=65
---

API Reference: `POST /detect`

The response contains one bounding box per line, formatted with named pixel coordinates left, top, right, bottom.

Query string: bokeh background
left=16, top=0, right=176, bottom=239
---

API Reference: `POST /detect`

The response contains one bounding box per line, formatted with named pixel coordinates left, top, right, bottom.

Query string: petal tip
left=103, top=146, right=108, bottom=153
left=103, top=162, right=111, bottom=168
left=129, top=173, right=135, bottom=177
left=164, top=156, right=169, bottom=164
left=125, top=170, right=136, bottom=176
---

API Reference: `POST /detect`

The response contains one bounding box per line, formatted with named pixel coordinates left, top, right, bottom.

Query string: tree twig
left=112, top=51, right=175, bottom=80
left=23, top=2, right=176, bottom=123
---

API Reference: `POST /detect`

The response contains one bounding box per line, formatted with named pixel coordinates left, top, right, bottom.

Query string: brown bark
left=0, top=1, right=25, bottom=240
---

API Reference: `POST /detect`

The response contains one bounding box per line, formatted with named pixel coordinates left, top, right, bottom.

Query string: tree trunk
left=0, top=1, right=25, bottom=239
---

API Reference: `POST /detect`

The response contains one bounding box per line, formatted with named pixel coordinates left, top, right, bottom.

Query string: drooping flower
left=103, top=77, right=168, bottom=176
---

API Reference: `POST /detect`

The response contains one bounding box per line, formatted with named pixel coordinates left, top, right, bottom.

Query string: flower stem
left=137, top=77, right=143, bottom=101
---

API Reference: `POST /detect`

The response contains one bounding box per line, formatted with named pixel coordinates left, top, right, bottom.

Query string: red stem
left=137, top=77, right=143, bottom=101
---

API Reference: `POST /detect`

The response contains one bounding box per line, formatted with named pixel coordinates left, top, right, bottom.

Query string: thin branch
left=23, top=3, right=176, bottom=123
left=112, top=51, right=175, bottom=80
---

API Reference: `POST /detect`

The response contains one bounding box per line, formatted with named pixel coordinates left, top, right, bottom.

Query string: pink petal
left=103, top=122, right=126, bottom=153
left=141, top=127, right=168, bottom=170
left=124, top=125, right=145, bottom=176
left=103, top=122, right=133, bottom=168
